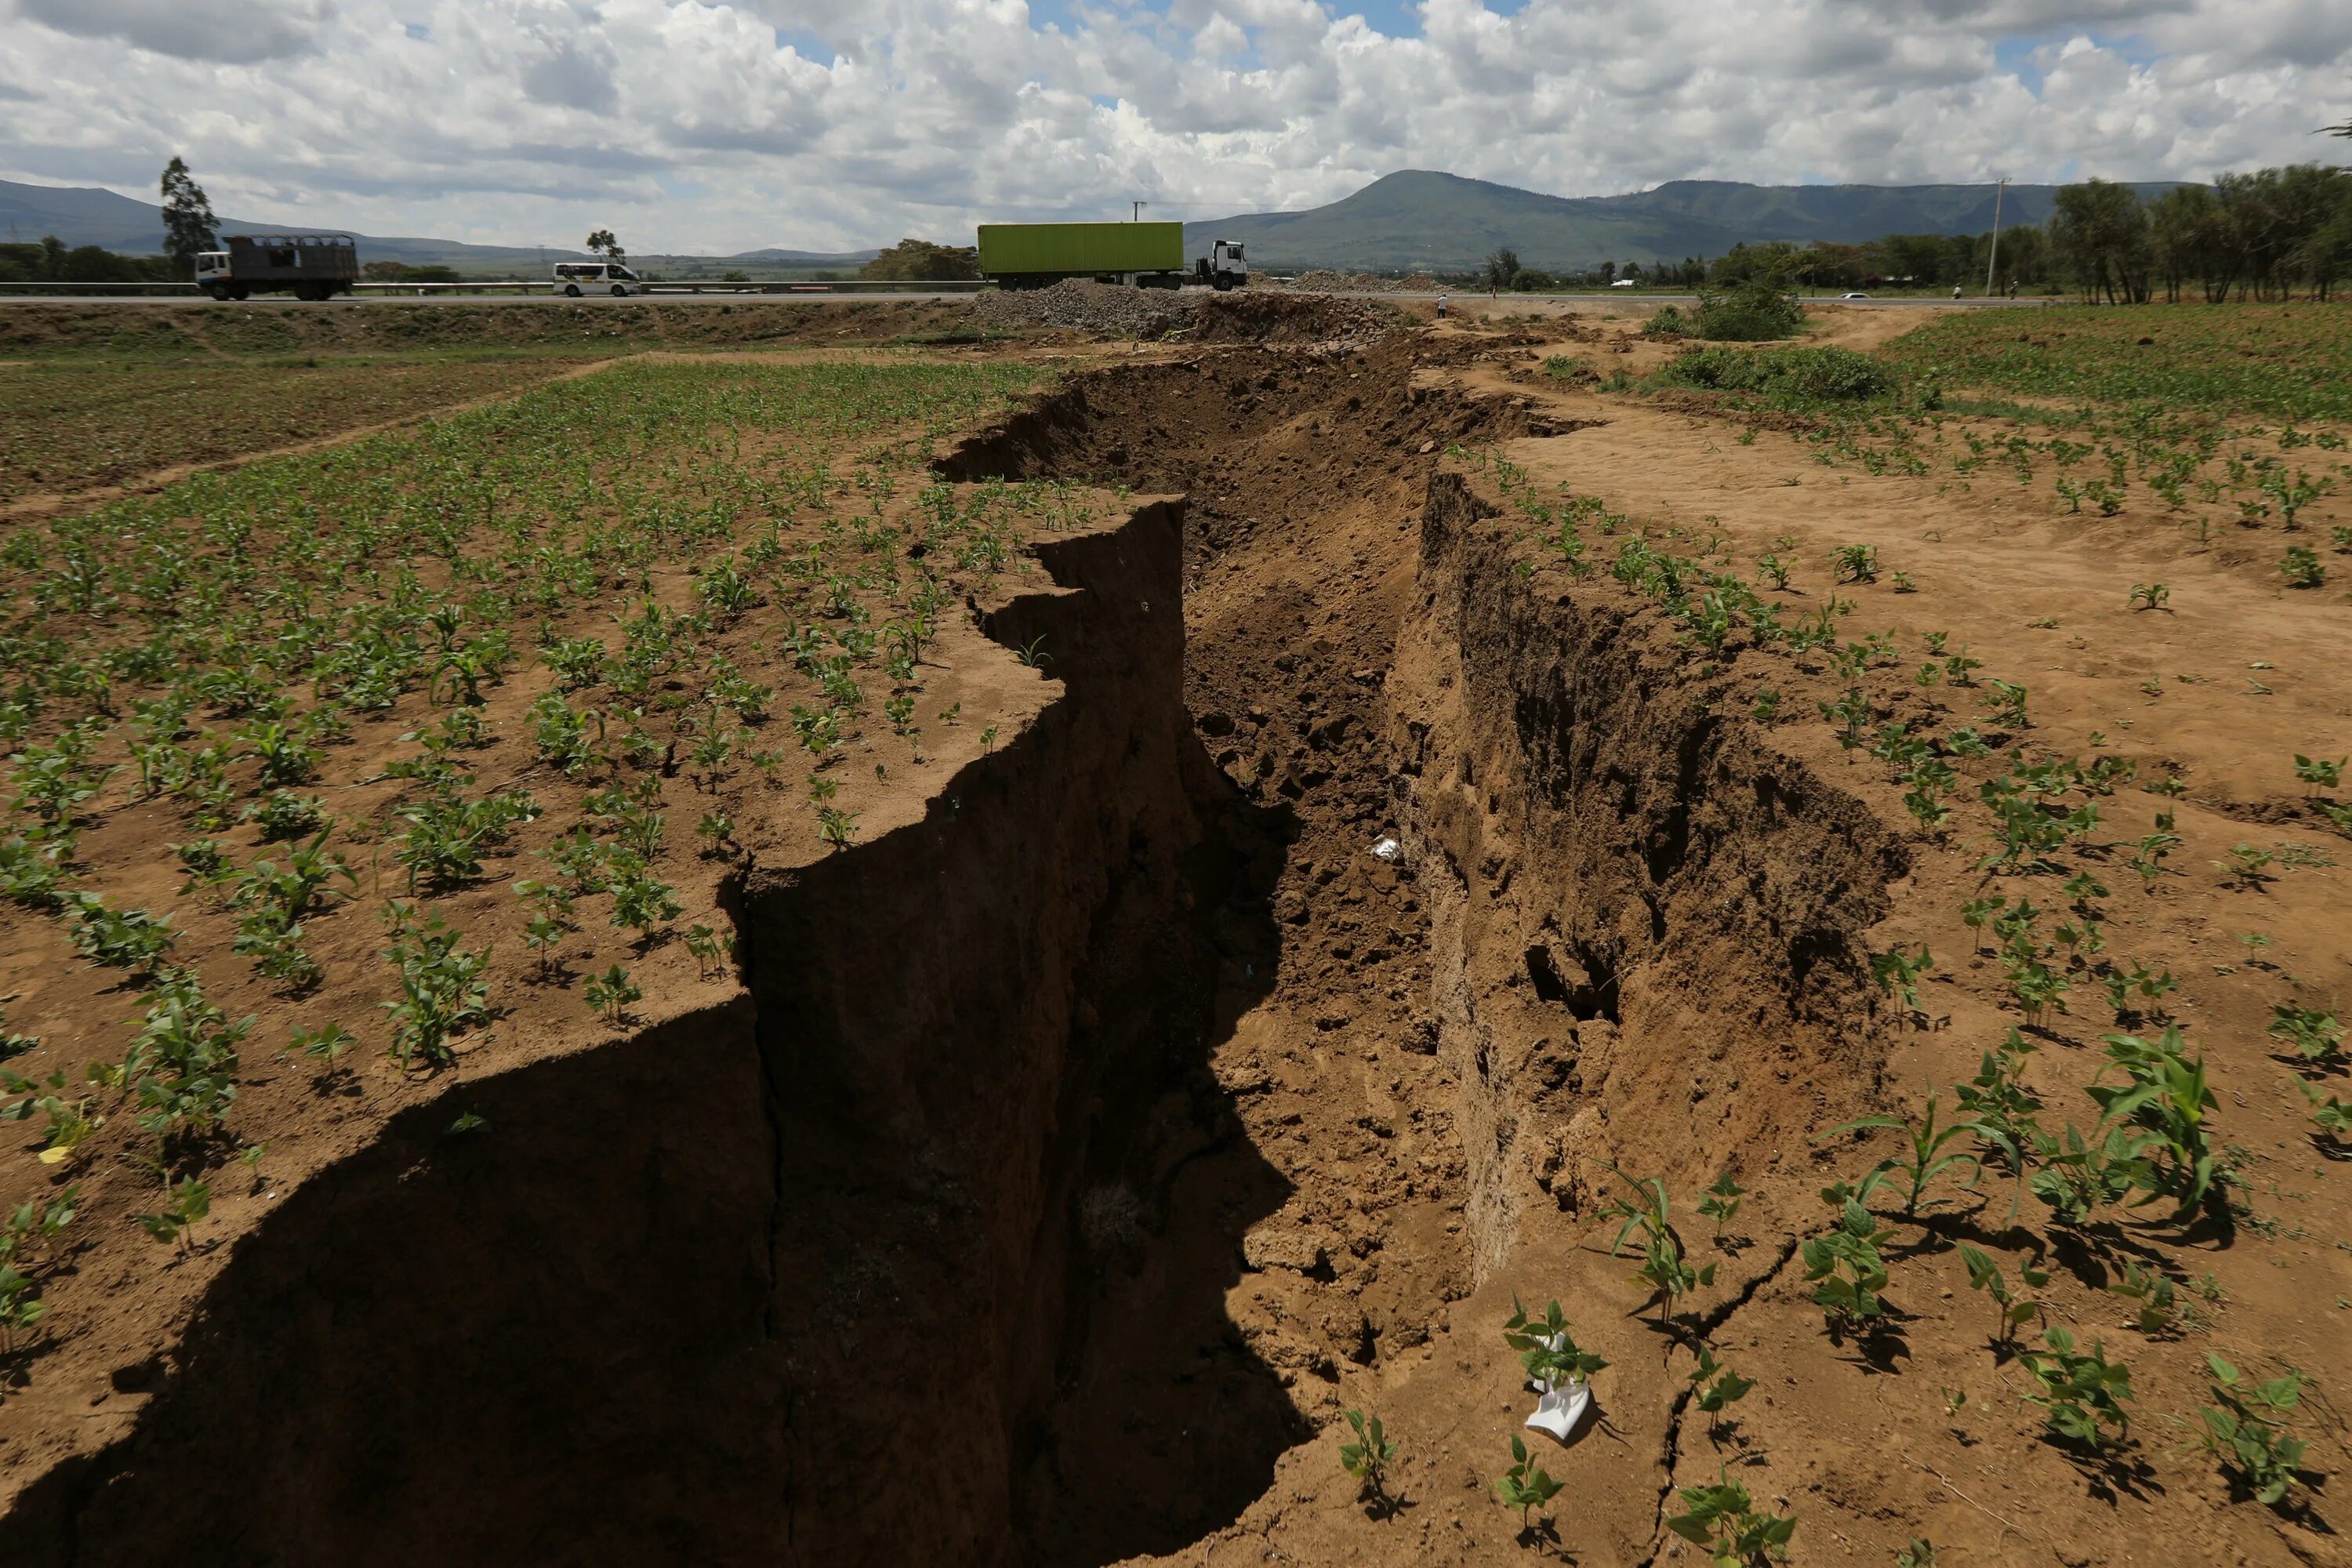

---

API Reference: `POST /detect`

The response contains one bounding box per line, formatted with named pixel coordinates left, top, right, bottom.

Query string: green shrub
left=1657, top=345, right=1897, bottom=405
left=1694, top=279, right=1803, bottom=341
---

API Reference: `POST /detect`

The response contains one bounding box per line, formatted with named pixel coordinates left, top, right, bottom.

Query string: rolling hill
left=0, top=178, right=876, bottom=274
left=1183, top=170, right=2187, bottom=272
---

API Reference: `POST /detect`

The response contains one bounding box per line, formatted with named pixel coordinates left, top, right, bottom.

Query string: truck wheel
left=205, top=285, right=230, bottom=302
left=565, top=285, right=583, bottom=297
left=612, top=285, right=627, bottom=297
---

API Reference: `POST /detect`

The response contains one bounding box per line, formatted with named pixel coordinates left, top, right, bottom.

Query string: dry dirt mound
left=965, top=281, right=1404, bottom=346
left=1189, top=291, right=1403, bottom=347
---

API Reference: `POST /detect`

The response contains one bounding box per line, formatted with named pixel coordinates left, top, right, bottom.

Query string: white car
left=1838, top=291, right=1872, bottom=300
left=552, top=261, right=646, bottom=297
left=1609, top=278, right=1638, bottom=288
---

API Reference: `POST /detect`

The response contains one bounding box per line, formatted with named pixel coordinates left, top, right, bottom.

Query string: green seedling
left=289, top=1022, right=355, bottom=1062
left=1666, top=1467, right=1795, bottom=1566
left=2107, top=1261, right=2183, bottom=1338
left=1831, top=543, right=1878, bottom=583
left=1601, top=1165, right=1713, bottom=1325
left=2089, top=1025, right=2217, bottom=1219
left=1338, top=1409, right=1399, bottom=1512
left=1802, top=1196, right=1895, bottom=1331
left=1869, top=944, right=1934, bottom=1015
left=1824, top=1094, right=2018, bottom=1219
left=2018, top=1326, right=2132, bottom=1451
left=2280, top=545, right=2325, bottom=588
left=1698, top=1168, right=1746, bottom=1238
left=1955, top=1029, right=2043, bottom=1154
left=1896, top=1540, right=1938, bottom=1568
left=684, top=922, right=734, bottom=978
left=2127, top=583, right=2169, bottom=612
left=1503, top=1297, right=1609, bottom=1389
left=0, top=1185, right=77, bottom=1349
left=2292, top=754, right=2344, bottom=794
left=379, top=906, right=492, bottom=1070
left=136, top=1177, right=212, bottom=1254
left=2200, top=1355, right=2310, bottom=1508
left=816, top=805, right=859, bottom=849
left=2295, top=1079, right=2350, bottom=1146
left=1958, top=1243, right=2045, bottom=1351
left=1493, top=1434, right=1563, bottom=1535
left=1688, top=1345, right=1755, bottom=1421
left=2268, top=1004, right=2344, bottom=1065
left=584, top=963, right=642, bottom=1025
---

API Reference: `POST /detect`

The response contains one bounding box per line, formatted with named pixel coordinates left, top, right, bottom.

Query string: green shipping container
left=976, top=222, right=1184, bottom=278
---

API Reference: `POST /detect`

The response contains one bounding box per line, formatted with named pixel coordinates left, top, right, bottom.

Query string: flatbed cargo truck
left=977, top=223, right=1247, bottom=291
left=194, top=234, right=359, bottom=301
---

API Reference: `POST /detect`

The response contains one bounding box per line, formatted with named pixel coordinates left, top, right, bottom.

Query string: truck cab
left=1196, top=239, right=1248, bottom=292
left=197, top=234, right=358, bottom=301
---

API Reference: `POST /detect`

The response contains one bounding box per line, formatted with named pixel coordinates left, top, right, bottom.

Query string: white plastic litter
left=1523, top=1331, right=1594, bottom=1442
left=1370, top=837, right=1401, bottom=862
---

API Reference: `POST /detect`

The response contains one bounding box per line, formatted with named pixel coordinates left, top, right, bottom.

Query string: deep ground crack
left=1632, top=1235, right=1802, bottom=1568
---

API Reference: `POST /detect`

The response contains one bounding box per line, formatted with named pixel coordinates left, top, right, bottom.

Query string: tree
left=2051, top=179, right=2151, bottom=303
left=858, top=238, right=980, bottom=281
left=585, top=228, right=624, bottom=261
left=159, top=157, right=218, bottom=279
left=1483, top=247, right=1520, bottom=289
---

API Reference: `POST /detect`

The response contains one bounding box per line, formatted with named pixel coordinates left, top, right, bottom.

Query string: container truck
left=976, top=223, right=1247, bottom=291
left=194, top=234, right=359, bottom=301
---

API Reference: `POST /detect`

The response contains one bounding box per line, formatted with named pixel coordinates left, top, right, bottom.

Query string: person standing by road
left=1436, top=292, right=1448, bottom=320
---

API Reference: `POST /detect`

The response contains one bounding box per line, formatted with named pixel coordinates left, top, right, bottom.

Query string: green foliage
left=1338, top=1409, right=1398, bottom=1508
left=135, top=1176, right=212, bottom=1250
left=1503, top=1297, right=1609, bottom=1388
left=2089, top=1025, right=2218, bottom=1218
left=0, top=1185, right=77, bottom=1345
left=1957, top=1243, right=2046, bottom=1349
left=66, top=893, right=177, bottom=975
left=379, top=906, right=492, bottom=1069
left=1493, top=1433, right=1563, bottom=1527
left=1666, top=1468, right=1796, bottom=1566
left=585, top=962, right=641, bottom=1025
left=1697, top=1167, right=1745, bottom=1236
left=1657, top=344, right=1892, bottom=403
left=2200, top=1355, right=2311, bottom=1506
left=1692, top=279, right=1806, bottom=343
left=1688, top=1345, right=1755, bottom=1415
left=1601, top=1165, right=1714, bottom=1322
left=1801, top=1196, right=1895, bottom=1330
left=2268, top=1004, right=2343, bottom=1065
left=2018, top=1327, right=2133, bottom=1450
left=1824, top=1094, right=2016, bottom=1219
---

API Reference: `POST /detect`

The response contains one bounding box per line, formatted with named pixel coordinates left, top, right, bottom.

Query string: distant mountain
left=731, top=246, right=881, bottom=265
left=0, top=178, right=874, bottom=274
left=1184, top=170, right=2189, bottom=272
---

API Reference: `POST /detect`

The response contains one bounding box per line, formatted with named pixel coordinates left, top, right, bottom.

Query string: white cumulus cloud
left=0, top=0, right=2344, bottom=254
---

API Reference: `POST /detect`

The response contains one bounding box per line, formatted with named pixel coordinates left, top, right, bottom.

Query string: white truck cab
left=553, top=261, right=645, bottom=297
left=1195, top=239, right=1248, bottom=292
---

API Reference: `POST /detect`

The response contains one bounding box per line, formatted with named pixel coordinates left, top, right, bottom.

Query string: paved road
left=0, top=288, right=2038, bottom=310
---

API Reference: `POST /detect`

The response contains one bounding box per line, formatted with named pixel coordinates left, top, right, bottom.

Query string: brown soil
left=1, top=305, right=2348, bottom=1568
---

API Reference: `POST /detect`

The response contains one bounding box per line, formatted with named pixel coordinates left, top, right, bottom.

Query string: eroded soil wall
left=1389, top=473, right=1907, bottom=1278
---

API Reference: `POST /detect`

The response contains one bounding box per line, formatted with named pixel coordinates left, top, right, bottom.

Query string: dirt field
left=0, top=295, right=2345, bottom=1567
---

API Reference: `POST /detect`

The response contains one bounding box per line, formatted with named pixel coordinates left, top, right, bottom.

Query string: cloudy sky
left=2, top=0, right=2347, bottom=253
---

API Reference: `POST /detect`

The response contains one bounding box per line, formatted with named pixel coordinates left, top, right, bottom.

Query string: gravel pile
left=967, top=280, right=1191, bottom=338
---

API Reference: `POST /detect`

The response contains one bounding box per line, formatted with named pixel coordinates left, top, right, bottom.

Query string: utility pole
left=1984, top=176, right=2008, bottom=297
left=1131, top=201, right=1146, bottom=223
